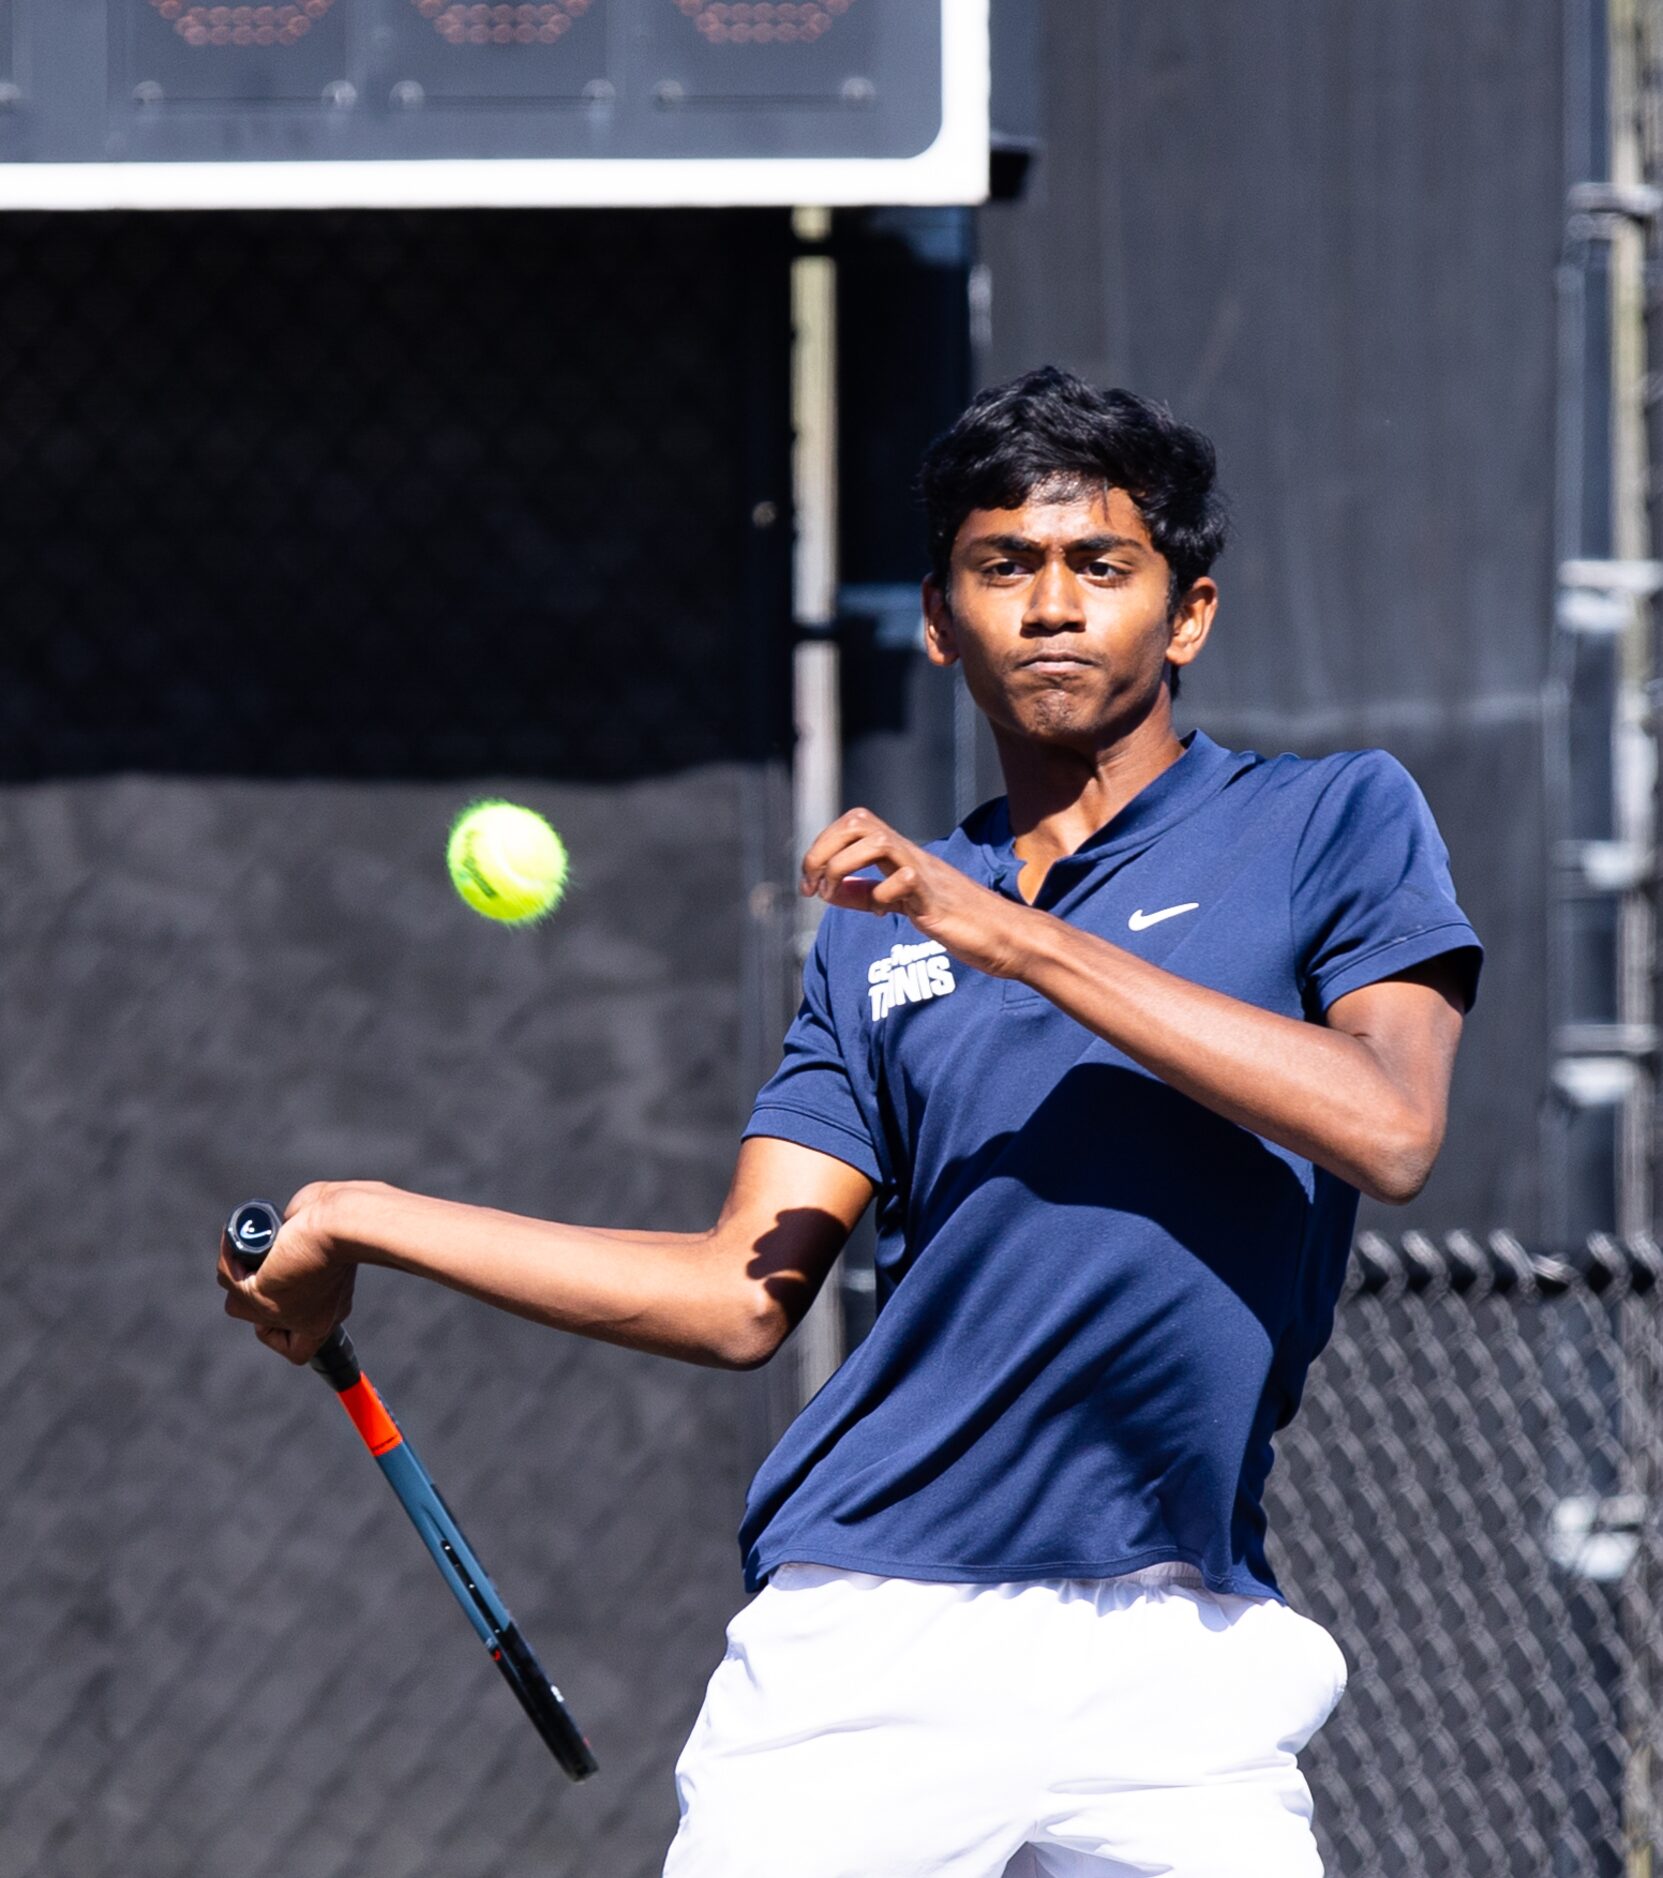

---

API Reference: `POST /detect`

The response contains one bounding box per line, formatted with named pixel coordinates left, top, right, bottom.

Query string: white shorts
left=664, top=1561, right=1347, bottom=1878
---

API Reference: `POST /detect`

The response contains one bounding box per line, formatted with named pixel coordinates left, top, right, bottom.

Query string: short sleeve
left=742, top=917, right=884, bottom=1184
left=1292, top=751, right=1483, bottom=1015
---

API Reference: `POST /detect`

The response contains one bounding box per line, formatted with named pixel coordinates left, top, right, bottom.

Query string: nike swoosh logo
left=1128, top=903, right=1200, bottom=932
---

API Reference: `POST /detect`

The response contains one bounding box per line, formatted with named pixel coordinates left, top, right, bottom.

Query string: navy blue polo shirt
left=739, top=730, right=1481, bottom=1600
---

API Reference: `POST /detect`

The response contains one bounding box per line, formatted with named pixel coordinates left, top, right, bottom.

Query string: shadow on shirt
left=888, top=1059, right=1326, bottom=1347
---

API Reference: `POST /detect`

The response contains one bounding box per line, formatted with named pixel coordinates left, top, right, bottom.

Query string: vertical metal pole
left=1609, top=0, right=1656, bottom=1244
left=790, top=204, right=846, bottom=1405
left=1626, top=8, right=1663, bottom=1867
left=1552, top=13, right=1658, bottom=1856
left=1641, top=0, right=1663, bottom=1249
left=1589, top=16, right=1663, bottom=1872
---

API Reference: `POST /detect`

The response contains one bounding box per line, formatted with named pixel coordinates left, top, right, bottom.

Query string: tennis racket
left=224, top=1198, right=599, bottom=1782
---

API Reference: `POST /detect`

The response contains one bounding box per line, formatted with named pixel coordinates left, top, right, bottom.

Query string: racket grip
left=223, top=1199, right=360, bottom=1387
left=307, top=1328, right=362, bottom=1391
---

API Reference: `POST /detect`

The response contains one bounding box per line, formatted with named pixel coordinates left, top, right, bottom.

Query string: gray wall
left=0, top=770, right=765, bottom=1876
left=978, top=0, right=1564, bottom=1237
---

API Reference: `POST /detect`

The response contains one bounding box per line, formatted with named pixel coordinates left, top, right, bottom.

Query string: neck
left=994, top=697, right=1187, bottom=871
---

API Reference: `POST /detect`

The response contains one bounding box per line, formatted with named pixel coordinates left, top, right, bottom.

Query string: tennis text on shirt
left=868, top=940, right=957, bottom=1022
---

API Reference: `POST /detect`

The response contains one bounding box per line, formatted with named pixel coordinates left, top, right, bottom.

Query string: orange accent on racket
left=338, top=1374, right=403, bottom=1456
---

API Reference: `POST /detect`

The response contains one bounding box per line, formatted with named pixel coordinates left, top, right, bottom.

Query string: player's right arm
left=217, top=1137, right=873, bottom=1373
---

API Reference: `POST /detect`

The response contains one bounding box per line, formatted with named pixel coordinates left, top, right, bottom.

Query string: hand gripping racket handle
left=225, top=1200, right=363, bottom=1389
left=225, top=1200, right=599, bottom=1782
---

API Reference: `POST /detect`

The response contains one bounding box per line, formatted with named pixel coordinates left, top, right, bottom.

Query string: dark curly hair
left=919, top=366, right=1229, bottom=608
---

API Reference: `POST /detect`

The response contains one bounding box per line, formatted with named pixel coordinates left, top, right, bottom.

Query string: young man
left=222, top=368, right=1480, bottom=1876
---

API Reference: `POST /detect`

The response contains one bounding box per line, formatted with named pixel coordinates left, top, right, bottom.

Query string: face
left=923, top=482, right=1216, bottom=753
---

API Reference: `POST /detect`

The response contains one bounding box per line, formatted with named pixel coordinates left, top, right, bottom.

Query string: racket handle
left=223, top=1199, right=360, bottom=1387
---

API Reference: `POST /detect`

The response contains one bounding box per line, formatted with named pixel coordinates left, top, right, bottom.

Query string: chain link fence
left=1267, top=1231, right=1663, bottom=1878
left=0, top=207, right=790, bottom=783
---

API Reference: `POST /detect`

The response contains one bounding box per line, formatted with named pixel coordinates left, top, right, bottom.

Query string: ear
left=1165, top=576, right=1218, bottom=675
left=923, top=576, right=959, bottom=669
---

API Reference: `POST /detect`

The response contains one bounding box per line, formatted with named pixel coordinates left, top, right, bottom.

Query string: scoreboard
left=0, top=0, right=987, bottom=206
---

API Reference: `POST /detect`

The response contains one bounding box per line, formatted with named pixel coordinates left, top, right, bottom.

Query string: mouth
left=1017, top=653, right=1096, bottom=675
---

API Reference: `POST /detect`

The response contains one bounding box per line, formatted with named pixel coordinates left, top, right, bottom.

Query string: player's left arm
left=802, top=809, right=1467, bottom=1206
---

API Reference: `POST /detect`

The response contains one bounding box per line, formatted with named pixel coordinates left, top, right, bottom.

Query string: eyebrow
left=966, top=531, right=1148, bottom=558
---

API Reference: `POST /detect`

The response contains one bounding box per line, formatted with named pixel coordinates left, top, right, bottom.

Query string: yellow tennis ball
left=446, top=800, right=569, bottom=924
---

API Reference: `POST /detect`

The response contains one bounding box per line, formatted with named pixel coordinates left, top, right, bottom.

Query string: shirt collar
left=952, top=730, right=1259, bottom=894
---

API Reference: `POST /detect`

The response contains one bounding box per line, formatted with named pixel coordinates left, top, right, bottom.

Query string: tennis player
left=221, top=367, right=1480, bottom=1876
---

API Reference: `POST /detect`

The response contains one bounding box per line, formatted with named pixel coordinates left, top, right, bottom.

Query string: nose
left=1023, top=556, right=1084, bottom=633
